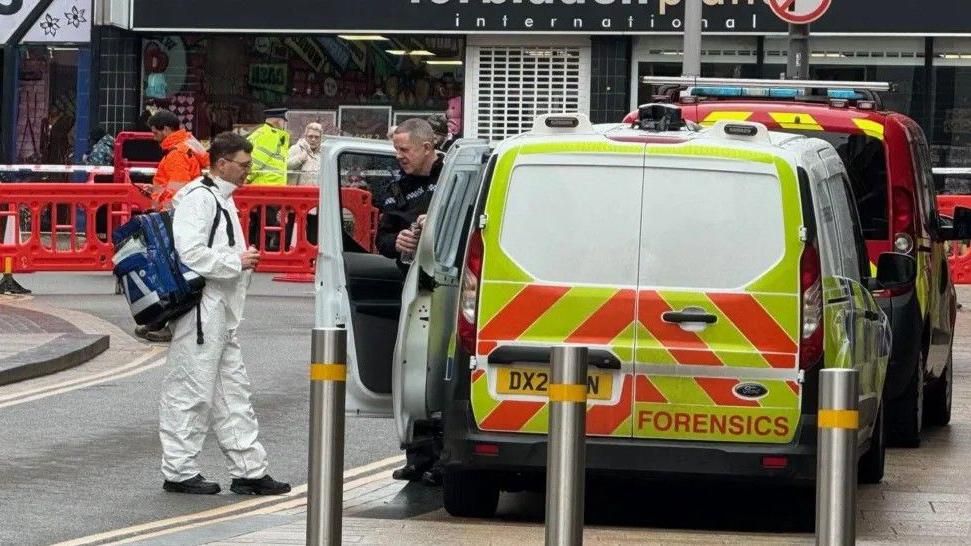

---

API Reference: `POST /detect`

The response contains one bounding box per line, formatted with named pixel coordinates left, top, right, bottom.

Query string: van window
left=789, top=131, right=889, bottom=240
left=809, top=174, right=845, bottom=279
left=906, top=124, right=938, bottom=237
left=499, top=164, right=642, bottom=286
left=827, top=175, right=864, bottom=282
left=337, top=152, right=397, bottom=253
left=639, top=167, right=785, bottom=290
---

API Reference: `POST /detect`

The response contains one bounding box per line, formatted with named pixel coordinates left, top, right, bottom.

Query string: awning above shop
left=127, top=0, right=971, bottom=36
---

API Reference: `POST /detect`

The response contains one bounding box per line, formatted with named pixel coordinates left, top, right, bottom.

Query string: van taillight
left=800, top=243, right=824, bottom=370
left=892, top=187, right=915, bottom=254
left=457, top=230, right=484, bottom=355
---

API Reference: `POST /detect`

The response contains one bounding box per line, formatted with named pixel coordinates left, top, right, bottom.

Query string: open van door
left=393, top=140, right=490, bottom=444
left=315, top=137, right=399, bottom=417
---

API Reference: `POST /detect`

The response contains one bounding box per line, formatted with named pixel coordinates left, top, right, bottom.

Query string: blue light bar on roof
left=691, top=86, right=801, bottom=98
left=826, top=89, right=864, bottom=99
left=689, top=86, right=867, bottom=100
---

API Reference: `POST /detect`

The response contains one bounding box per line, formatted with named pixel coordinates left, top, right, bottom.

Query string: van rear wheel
left=887, top=352, right=924, bottom=448
left=858, top=404, right=885, bottom=484
left=443, top=469, right=500, bottom=518
left=925, top=350, right=953, bottom=427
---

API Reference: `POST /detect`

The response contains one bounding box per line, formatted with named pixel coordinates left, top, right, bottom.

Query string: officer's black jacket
left=374, top=158, right=444, bottom=260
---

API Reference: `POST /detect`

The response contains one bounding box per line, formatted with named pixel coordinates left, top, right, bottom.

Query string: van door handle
left=864, top=310, right=881, bottom=321
left=662, top=310, right=718, bottom=324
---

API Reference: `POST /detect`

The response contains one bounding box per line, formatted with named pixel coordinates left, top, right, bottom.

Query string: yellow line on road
left=52, top=455, right=405, bottom=546
left=0, top=347, right=167, bottom=409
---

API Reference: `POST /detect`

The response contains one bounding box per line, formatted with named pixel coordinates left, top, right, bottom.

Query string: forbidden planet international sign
left=130, top=0, right=971, bottom=34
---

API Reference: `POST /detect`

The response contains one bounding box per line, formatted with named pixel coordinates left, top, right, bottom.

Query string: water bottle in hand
left=400, top=221, right=422, bottom=265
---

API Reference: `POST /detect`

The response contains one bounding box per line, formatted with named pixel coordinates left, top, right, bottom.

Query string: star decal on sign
left=64, top=6, right=87, bottom=29
left=40, top=14, right=60, bottom=37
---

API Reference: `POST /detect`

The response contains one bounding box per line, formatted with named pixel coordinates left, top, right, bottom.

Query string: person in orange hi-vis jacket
left=136, top=110, right=211, bottom=343
left=149, top=110, right=210, bottom=212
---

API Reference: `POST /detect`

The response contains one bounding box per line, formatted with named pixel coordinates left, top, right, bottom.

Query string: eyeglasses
left=223, top=158, right=252, bottom=170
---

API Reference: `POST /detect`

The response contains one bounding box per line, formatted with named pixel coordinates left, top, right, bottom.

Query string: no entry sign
left=769, top=0, right=833, bottom=24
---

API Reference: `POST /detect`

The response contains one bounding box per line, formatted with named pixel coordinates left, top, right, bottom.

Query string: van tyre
left=925, top=350, right=953, bottom=427
left=858, top=404, right=885, bottom=484
left=443, top=469, right=500, bottom=518
left=887, top=352, right=924, bottom=448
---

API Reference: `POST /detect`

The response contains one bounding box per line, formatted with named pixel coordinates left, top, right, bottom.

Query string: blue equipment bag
left=112, top=177, right=233, bottom=343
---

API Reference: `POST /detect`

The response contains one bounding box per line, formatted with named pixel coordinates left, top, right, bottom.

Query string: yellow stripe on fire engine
left=701, top=111, right=753, bottom=126
left=853, top=119, right=885, bottom=140
left=768, top=113, right=823, bottom=131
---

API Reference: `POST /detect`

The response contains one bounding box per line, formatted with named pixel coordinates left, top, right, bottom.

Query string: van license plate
left=495, top=367, right=613, bottom=401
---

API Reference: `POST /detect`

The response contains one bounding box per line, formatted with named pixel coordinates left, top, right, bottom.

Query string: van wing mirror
left=874, top=252, right=917, bottom=291
left=941, top=206, right=971, bottom=240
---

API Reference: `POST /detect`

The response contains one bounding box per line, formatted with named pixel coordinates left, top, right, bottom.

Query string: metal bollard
left=816, top=368, right=859, bottom=546
left=545, top=346, right=588, bottom=546
left=307, top=328, right=347, bottom=546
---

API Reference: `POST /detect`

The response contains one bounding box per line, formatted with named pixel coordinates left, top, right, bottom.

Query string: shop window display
left=16, top=47, right=79, bottom=163
left=140, top=35, right=465, bottom=143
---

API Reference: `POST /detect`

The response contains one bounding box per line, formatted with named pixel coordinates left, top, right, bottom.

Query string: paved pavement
left=0, top=298, right=109, bottom=384
left=0, top=273, right=399, bottom=546
left=116, top=286, right=971, bottom=545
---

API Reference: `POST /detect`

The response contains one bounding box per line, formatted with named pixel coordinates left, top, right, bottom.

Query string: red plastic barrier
left=937, top=195, right=971, bottom=284
left=113, top=132, right=163, bottom=184
left=1, top=182, right=380, bottom=276
left=219, top=186, right=380, bottom=274
left=0, top=183, right=151, bottom=272
left=340, top=187, right=380, bottom=254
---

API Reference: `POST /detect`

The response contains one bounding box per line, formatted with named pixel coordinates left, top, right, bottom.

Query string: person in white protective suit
left=159, top=132, right=291, bottom=496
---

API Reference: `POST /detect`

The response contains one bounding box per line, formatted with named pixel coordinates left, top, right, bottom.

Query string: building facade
left=90, top=0, right=971, bottom=166
left=1, top=0, right=94, bottom=164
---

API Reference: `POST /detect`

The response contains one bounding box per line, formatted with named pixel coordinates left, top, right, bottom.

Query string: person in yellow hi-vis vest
left=246, top=108, right=290, bottom=249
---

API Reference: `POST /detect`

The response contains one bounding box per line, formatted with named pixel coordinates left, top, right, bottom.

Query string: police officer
left=375, top=118, right=443, bottom=264
left=375, top=118, right=444, bottom=485
left=246, top=108, right=290, bottom=250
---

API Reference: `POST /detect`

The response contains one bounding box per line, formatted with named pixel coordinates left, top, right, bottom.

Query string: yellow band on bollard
left=310, top=363, right=347, bottom=382
left=818, top=409, right=859, bottom=430
left=548, top=384, right=587, bottom=403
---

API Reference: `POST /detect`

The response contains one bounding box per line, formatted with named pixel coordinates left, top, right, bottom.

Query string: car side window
left=432, top=169, right=476, bottom=269
left=841, top=174, right=872, bottom=281
left=337, top=152, right=397, bottom=253
left=809, top=172, right=845, bottom=279
left=905, top=123, right=937, bottom=237
left=828, top=174, right=866, bottom=283
left=913, top=126, right=940, bottom=235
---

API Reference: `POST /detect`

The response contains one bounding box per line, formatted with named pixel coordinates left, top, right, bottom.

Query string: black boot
left=392, top=464, right=423, bottom=482
left=230, top=475, right=291, bottom=495
left=163, top=474, right=221, bottom=495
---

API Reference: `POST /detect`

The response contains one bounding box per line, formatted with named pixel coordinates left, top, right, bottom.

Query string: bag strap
left=185, top=176, right=239, bottom=345
left=200, top=176, right=235, bottom=247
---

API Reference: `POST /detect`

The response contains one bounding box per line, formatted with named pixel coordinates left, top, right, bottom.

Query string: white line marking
left=52, top=455, right=405, bottom=546
left=0, top=347, right=167, bottom=408
left=107, top=469, right=400, bottom=545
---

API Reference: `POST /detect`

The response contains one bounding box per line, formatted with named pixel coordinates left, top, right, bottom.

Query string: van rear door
left=471, top=141, right=645, bottom=438
left=633, top=151, right=804, bottom=444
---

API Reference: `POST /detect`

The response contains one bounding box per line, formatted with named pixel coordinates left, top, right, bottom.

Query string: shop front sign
left=249, top=63, right=288, bottom=94
left=0, top=0, right=40, bottom=42
left=131, top=0, right=971, bottom=35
